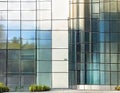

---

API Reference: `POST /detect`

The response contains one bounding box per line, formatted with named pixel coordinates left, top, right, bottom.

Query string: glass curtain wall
left=0, top=0, right=52, bottom=90
left=36, top=0, right=52, bottom=87
left=69, top=0, right=120, bottom=88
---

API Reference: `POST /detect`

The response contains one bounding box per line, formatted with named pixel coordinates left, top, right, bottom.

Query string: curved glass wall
left=69, top=0, right=120, bottom=87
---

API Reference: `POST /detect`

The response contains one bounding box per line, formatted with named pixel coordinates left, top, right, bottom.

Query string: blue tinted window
left=37, top=31, right=52, bottom=40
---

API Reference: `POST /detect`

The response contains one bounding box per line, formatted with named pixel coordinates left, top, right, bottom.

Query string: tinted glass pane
left=37, top=73, right=51, bottom=87
left=37, top=40, right=51, bottom=48
left=37, top=61, right=51, bottom=72
left=37, top=31, right=52, bottom=40
left=21, top=50, right=35, bottom=60
left=21, top=61, right=35, bottom=72
left=8, top=50, right=19, bottom=60
left=37, top=49, right=51, bottom=60
left=22, top=40, right=35, bottom=49
left=8, top=62, right=19, bottom=72
left=8, top=21, right=20, bottom=30
left=21, top=31, right=35, bottom=40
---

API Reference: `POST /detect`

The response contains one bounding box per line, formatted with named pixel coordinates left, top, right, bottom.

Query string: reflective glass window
left=21, top=11, right=36, bottom=20
left=37, top=40, right=51, bottom=48
left=37, top=31, right=52, bottom=40
left=37, top=49, right=51, bottom=60
left=21, top=31, right=35, bottom=40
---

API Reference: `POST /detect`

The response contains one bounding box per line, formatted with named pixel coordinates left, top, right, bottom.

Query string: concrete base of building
left=76, top=85, right=117, bottom=90
left=3, top=90, right=120, bottom=93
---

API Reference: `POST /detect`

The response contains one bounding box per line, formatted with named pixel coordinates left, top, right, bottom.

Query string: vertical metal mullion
left=98, top=0, right=100, bottom=85
left=51, top=0, right=52, bottom=88
left=20, top=0, right=21, bottom=88
left=35, top=0, right=37, bottom=84
left=109, top=1, right=111, bottom=89
left=117, top=0, right=119, bottom=86
left=6, top=0, right=8, bottom=86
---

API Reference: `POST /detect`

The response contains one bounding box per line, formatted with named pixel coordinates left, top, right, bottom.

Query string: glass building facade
left=69, top=0, right=120, bottom=89
left=0, top=0, right=69, bottom=91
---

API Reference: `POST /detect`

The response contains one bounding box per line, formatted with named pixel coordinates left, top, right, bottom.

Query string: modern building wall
left=69, top=0, right=120, bottom=90
left=0, top=0, right=69, bottom=91
left=51, top=0, right=69, bottom=88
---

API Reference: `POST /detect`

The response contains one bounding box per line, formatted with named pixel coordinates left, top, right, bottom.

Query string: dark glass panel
left=21, top=61, right=35, bottom=72
left=8, top=62, right=19, bottom=72
left=8, top=50, right=19, bottom=60
left=21, top=50, right=35, bottom=61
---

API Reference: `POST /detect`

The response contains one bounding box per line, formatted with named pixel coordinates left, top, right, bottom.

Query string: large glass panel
left=21, top=40, right=35, bottom=49
left=8, top=62, right=19, bottom=72
left=8, top=11, right=20, bottom=20
left=37, top=21, right=51, bottom=30
left=0, top=2, right=7, bottom=10
left=7, top=76, right=20, bottom=85
left=104, top=2, right=109, bottom=12
left=37, top=73, right=51, bottom=87
left=8, top=21, right=20, bottom=30
left=21, top=21, right=36, bottom=30
left=111, top=43, right=118, bottom=53
left=37, top=61, right=51, bottom=72
left=0, top=11, right=7, bottom=20
left=0, top=50, right=6, bottom=75
left=111, top=64, right=117, bottom=71
left=93, top=71, right=99, bottom=84
left=0, top=76, right=6, bottom=84
left=37, top=31, right=52, bottom=40
left=21, top=75, right=35, bottom=86
left=105, top=72, right=110, bottom=84
left=37, top=2, right=51, bottom=10
left=92, top=3, right=99, bottom=13
left=0, top=21, right=7, bottom=30
left=8, top=50, right=19, bottom=60
left=21, top=50, right=35, bottom=61
left=8, top=31, right=20, bottom=40
left=37, top=40, right=51, bottom=48
left=0, top=41, right=7, bottom=49
left=0, top=31, right=7, bottom=40
left=110, top=21, right=118, bottom=32
left=100, top=71, right=105, bottom=84
left=111, top=54, right=117, bottom=63
left=21, top=11, right=36, bottom=20
left=8, top=2, right=20, bottom=10
left=118, top=72, right=120, bottom=84
left=21, top=2, right=36, bottom=10
left=105, top=64, right=110, bottom=71
left=118, top=2, right=120, bottom=12
left=110, top=2, right=117, bottom=12
left=111, top=72, right=117, bottom=85
left=37, top=11, right=51, bottom=20
left=21, top=31, right=35, bottom=40
left=78, top=3, right=85, bottom=18
left=21, top=61, right=35, bottom=73
left=37, top=49, right=51, bottom=60
left=8, top=41, right=20, bottom=49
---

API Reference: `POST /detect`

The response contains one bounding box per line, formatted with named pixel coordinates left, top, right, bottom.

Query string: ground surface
left=4, top=89, right=120, bottom=93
